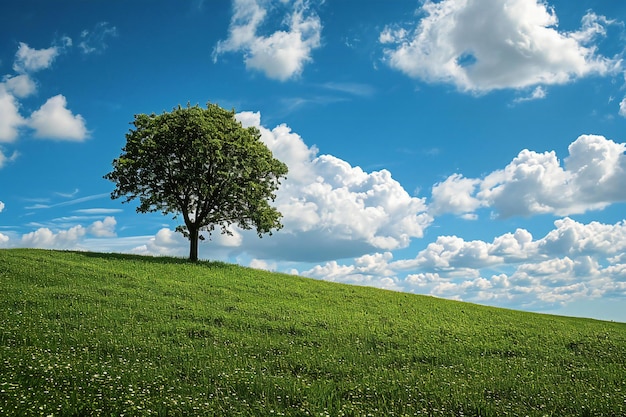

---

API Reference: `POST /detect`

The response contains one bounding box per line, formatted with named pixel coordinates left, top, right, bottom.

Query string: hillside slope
left=1, top=249, right=625, bottom=416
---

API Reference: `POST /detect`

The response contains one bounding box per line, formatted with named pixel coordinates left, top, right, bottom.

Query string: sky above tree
left=1, top=0, right=626, bottom=322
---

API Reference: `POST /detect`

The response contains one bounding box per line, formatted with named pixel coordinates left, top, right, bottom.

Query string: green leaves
left=104, top=103, right=288, bottom=261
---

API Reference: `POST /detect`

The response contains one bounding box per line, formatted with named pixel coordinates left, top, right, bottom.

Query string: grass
left=0, top=248, right=625, bottom=416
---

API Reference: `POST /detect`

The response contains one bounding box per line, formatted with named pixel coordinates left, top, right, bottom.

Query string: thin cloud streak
left=25, top=193, right=110, bottom=210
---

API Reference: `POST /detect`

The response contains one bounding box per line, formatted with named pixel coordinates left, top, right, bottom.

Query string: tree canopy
left=104, top=103, right=288, bottom=261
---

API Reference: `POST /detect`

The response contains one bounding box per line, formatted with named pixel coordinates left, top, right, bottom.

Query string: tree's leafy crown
left=104, top=103, right=288, bottom=244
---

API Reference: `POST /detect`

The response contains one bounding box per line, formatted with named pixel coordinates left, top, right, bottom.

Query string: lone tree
left=104, top=103, right=288, bottom=262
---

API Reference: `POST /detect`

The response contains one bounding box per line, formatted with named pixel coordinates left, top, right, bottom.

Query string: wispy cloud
left=279, top=95, right=348, bottom=113
left=74, top=208, right=123, bottom=215
left=79, top=22, right=118, bottom=54
left=0, top=147, right=19, bottom=168
left=56, top=189, right=80, bottom=198
left=513, top=86, right=547, bottom=104
left=320, top=82, right=376, bottom=97
left=25, top=193, right=109, bottom=210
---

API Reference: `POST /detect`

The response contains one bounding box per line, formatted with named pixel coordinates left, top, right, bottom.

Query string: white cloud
left=74, top=208, right=123, bottom=215
left=214, top=0, right=322, bottom=81
left=13, top=42, right=60, bottom=73
left=3, top=74, right=37, bottom=98
left=302, top=252, right=402, bottom=290
left=299, top=216, right=626, bottom=310
left=249, top=258, right=276, bottom=271
left=430, top=173, right=482, bottom=215
left=539, top=217, right=626, bottom=258
left=88, top=216, right=117, bottom=237
left=381, top=0, right=619, bottom=93
left=320, top=82, right=376, bottom=98
left=21, top=225, right=87, bottom=249
left=303, top=260, right=355, bottom=281
left=237, top=111, right=433, bottom=261
left=0, top=201, right=4, bottom=213
left=0, top=148, right=19, bottom=169
left=16, top=217, right=120, bottom=249
left=379, top=27, right=408, bottom=44
left=398, top=235, right=505, bottom=271
left=0, top=85, right=26, bottom=142
left=134, top=228, right=188, bottom=258
left=79, top=22, right=118, bottom=54
left=513, top=86, right=547, bottom=103
left=432, top=134, right=626, bottom=218
left=570, top=11, right=616, bottom=43
left=619, top=97, right=626, bottom=118
left=29, top=95, right=89, bottom=141
left=290, top=211, right=626, bottom=309
left=1, top=40, right=87, bottom=144
left=392, top=217, right=626, bottom=278
left=401, top=218, right=626, bottom=308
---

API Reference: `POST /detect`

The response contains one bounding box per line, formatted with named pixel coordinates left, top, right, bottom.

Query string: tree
left=104, top=103, right=288, bottom=262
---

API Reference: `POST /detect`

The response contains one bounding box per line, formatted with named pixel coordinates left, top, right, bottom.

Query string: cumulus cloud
left=0, top=85, right=26, bottom=142
left=236, top=111, right=432, bottom=261
left=404, top=235, right=504, bottom=270
left=88, top=216, right=117, bottom=237
left=430, top=173, right=482, bottom=215
left=1, top=39, right=90, bottom=143
left=304, top=217, right=626, bottom=310
left=21, top=225, right=87, bottom=249
left=13, top=42, right=61, bottom=73
left=381, top=0, right=619, bottom=93
left=539, top=217, right=626, bottom=258
left=3, top=74, right=37, bottom=98
left=399, top=217, right=626, bottom=275
left=132, top=228, right=187, bottom=257
left=14, top=217, right=119, bottom=250
left=432, top=134, right=626, bottom=218
left=29, top=95, right=89, bottom=141
left=303, top=252, right=402, bottom=290
left=214, top=0, right=322, bottom=81
left=249, top=258, right=276, bottom=271
left=0, top=201, right=4, bottom=213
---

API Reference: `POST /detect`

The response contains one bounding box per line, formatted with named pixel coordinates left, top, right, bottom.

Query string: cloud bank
left=431, top=134, right=626, bottom=218
left=305, top=217, right=626, bottom=310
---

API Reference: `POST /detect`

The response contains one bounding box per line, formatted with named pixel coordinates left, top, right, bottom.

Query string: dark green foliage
left=104, top=103, right=288, bottom=261
left=1, top=249, right=625, bottom=416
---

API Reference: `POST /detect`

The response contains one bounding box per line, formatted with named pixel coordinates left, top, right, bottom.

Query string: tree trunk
left=188, top=226, right=199, bottom=262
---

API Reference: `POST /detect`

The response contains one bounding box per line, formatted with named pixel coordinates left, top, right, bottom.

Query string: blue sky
left=1, top=0, right=626, bottom=322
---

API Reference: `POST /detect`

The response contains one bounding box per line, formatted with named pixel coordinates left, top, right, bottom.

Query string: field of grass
left=0, top=248, right=625, bottom=416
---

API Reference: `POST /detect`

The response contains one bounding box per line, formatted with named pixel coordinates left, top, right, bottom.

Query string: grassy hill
left=0, top=249, right=625, bottom=416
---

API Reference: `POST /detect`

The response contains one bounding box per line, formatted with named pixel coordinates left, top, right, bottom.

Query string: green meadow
left=0, top=249, right=625, bottom=416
